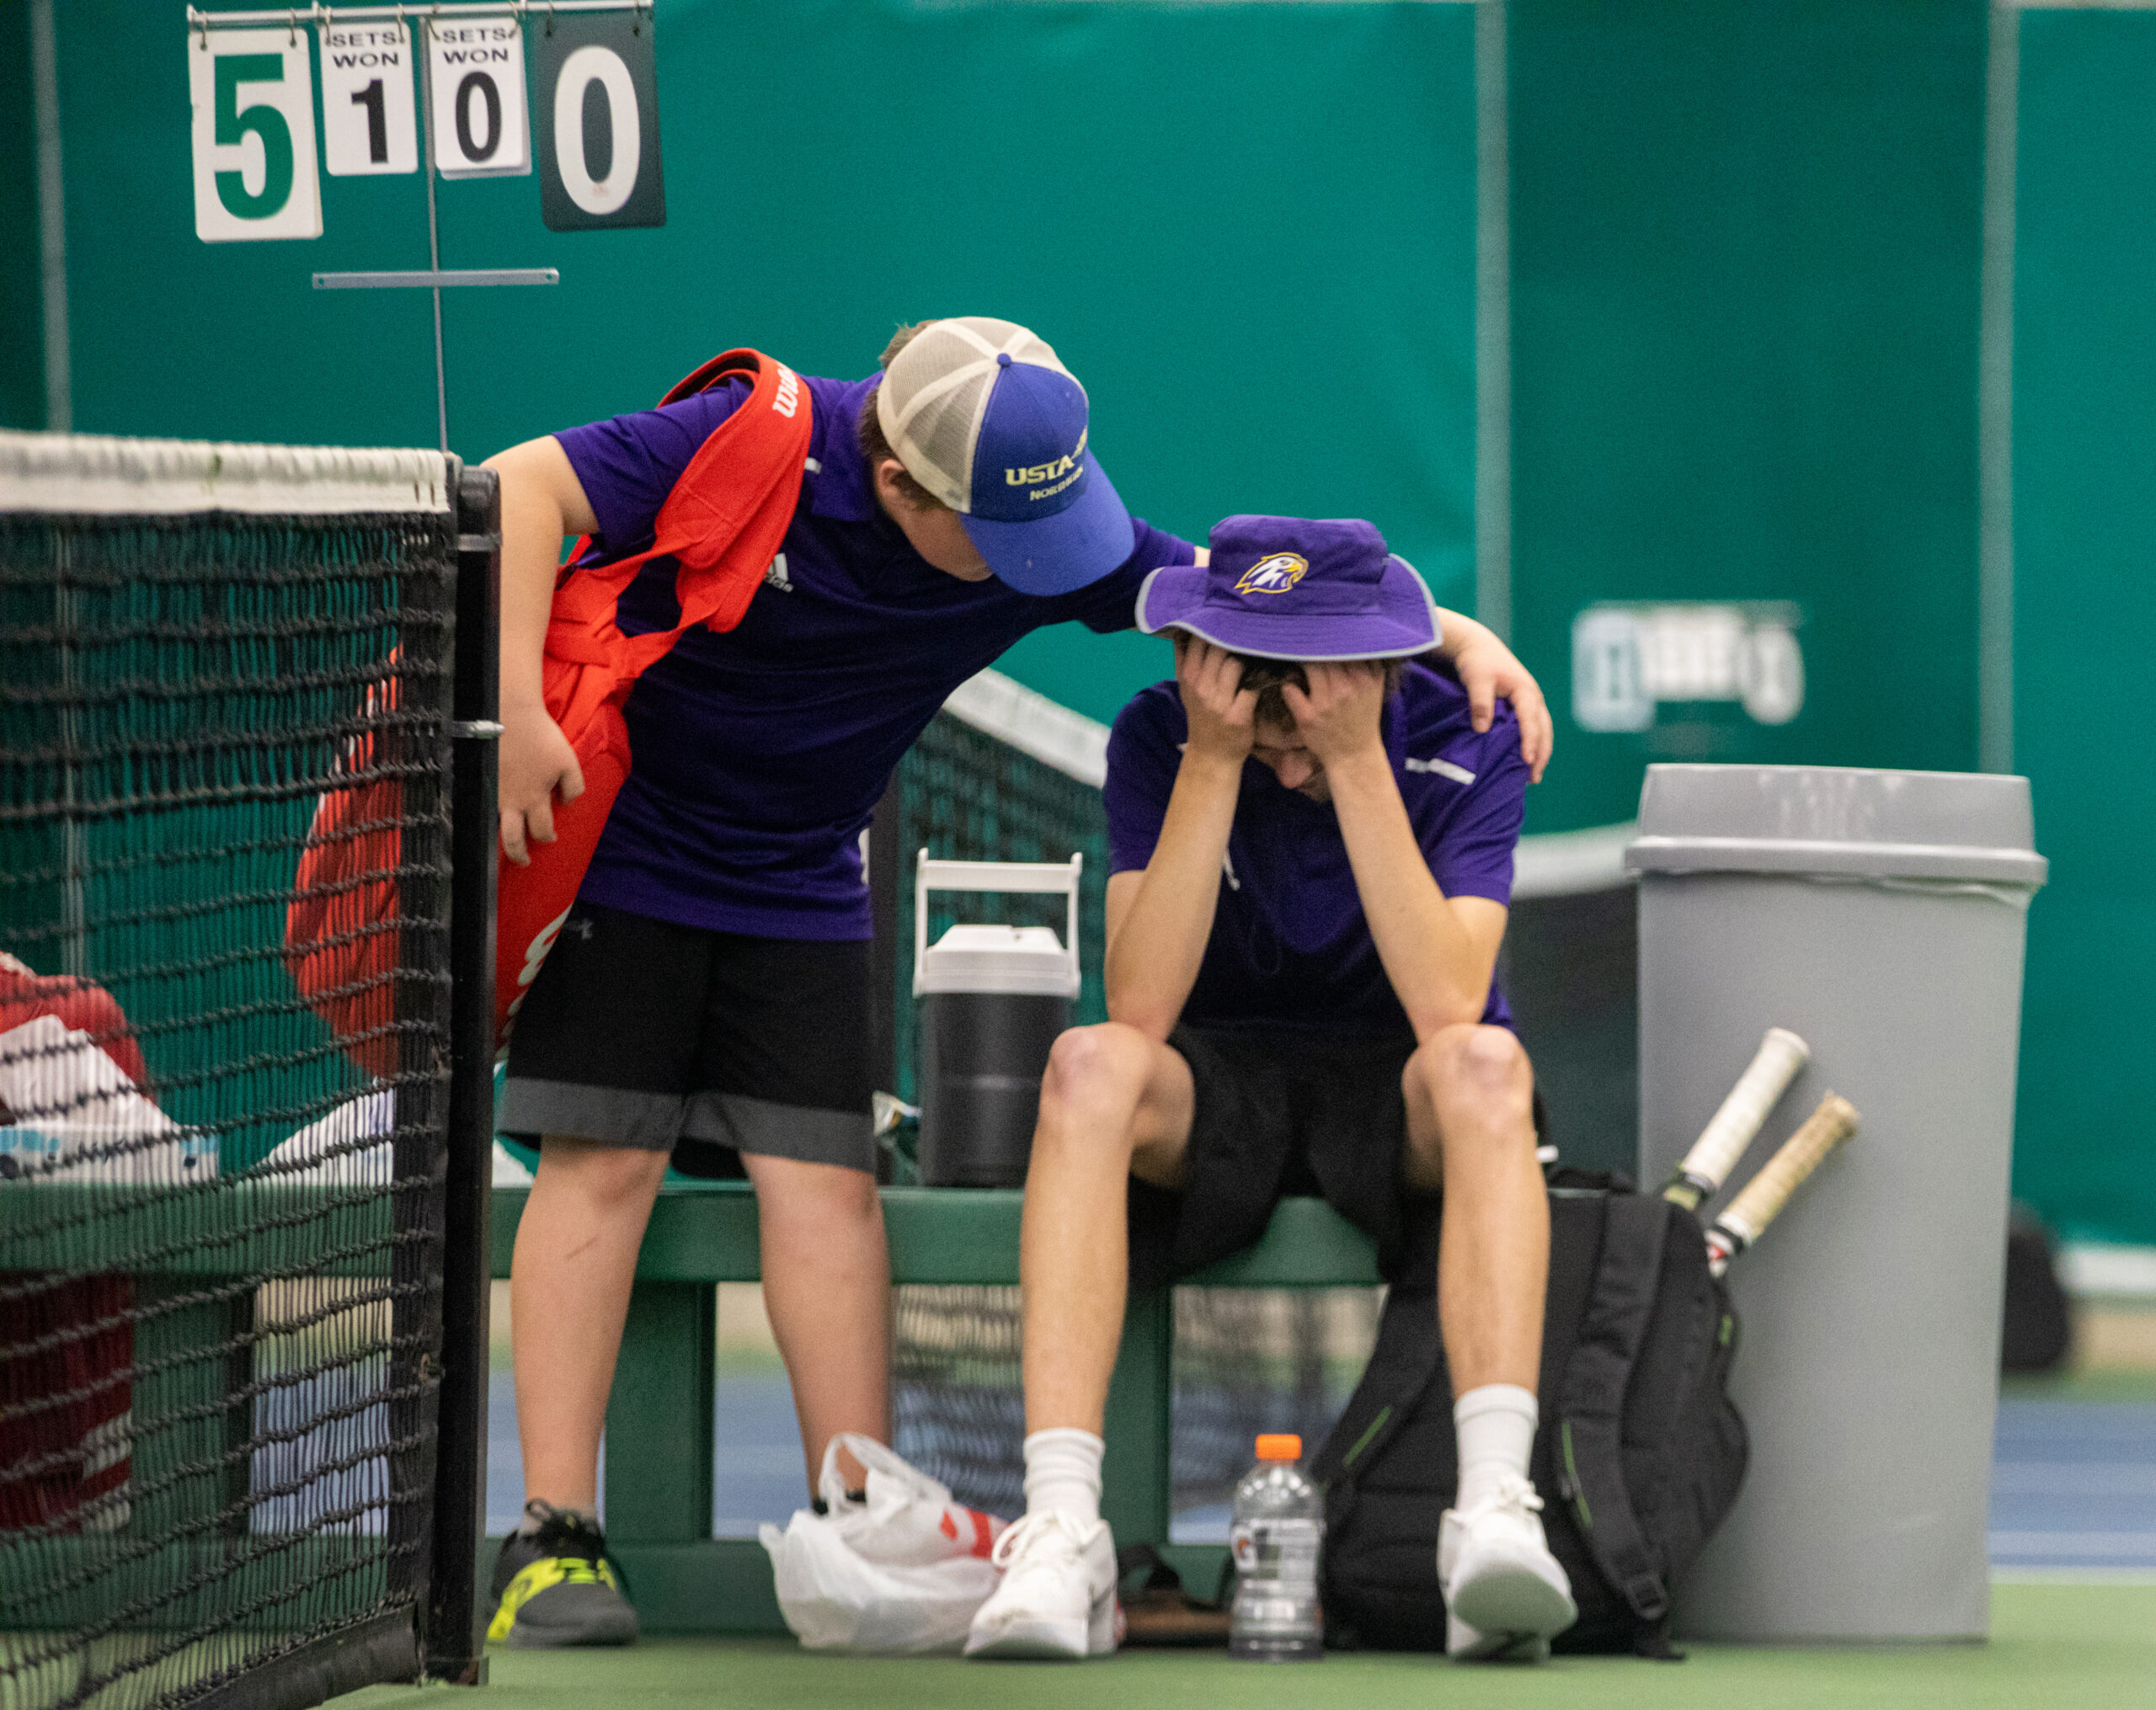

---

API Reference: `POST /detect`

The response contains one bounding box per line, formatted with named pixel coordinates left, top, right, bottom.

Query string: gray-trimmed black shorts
left=498, top=903, right=876, bottom=1176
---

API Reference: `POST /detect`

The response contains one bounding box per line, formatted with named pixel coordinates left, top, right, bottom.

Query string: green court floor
left=349, top=1583, right=2153, bottom=1710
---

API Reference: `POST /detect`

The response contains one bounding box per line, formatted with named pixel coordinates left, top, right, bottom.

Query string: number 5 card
left=189, top=28, right=322, bottom=242
left=321, top=20, right=418, bottom=176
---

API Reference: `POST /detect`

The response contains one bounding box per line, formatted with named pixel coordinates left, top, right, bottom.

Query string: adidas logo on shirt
left=765, top=553, right=793, bottom=593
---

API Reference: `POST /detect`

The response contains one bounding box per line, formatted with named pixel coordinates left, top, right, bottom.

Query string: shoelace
left=990, top=1509, right=1092, bottom=1576
left=523, top=1500, right=628, bottom=1590
left=1459, top=1473, right=1545, bottom=1525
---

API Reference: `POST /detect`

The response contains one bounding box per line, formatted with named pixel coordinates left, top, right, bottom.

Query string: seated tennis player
left=482, top=324, right=1554, bottom=1649
left=967, top=516, right=1573, bottom=1662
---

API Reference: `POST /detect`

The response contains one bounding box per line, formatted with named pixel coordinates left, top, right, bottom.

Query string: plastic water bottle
left=1228, top=1432, right=1324, bottom=1661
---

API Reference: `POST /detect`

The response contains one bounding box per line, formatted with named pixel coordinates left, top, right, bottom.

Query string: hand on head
left=1281, top=660, right=1388, bottom=766
left=1172, top=635, right=1259, bottom=765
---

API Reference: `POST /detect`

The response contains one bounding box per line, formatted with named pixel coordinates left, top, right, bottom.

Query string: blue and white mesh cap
left=875, top=317, right=1134, bottom=595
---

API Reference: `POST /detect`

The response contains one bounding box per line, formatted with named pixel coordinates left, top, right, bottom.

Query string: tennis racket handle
left=1710, top=1092, right=1861, bottom=1256
left=1663, top=1027, right=1811, bottom=1209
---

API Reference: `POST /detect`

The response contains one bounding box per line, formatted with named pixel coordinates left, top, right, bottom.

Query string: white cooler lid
left=918, top=924, right=1081, bottom=998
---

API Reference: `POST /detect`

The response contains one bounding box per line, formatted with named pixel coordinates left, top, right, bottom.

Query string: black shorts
left=498, top=903, right=875, bottom=1176
left=1127, top=1024, right=1540, bottom=1291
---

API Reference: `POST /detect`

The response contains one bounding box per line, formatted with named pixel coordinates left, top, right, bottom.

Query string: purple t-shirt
left=1103, top=663, right=1527, bottom=1035
left=555, top=373, right=1194, bottom=939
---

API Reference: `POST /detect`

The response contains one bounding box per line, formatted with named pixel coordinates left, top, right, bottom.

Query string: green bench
left=486, top=1180, right=1381, bottom=1633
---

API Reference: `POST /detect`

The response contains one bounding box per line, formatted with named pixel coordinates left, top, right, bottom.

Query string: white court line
left=1990, top=1463, right=2156, bottom=1495
left=1988, top=1531, right=2156, bottom=1558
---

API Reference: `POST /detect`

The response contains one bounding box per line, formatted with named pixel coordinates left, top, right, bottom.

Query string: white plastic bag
left=759, top=1433, right=1006, bottom=1652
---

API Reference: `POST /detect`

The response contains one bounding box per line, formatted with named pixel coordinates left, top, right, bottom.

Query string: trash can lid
left=1625, top=764, right=2048, bottom=887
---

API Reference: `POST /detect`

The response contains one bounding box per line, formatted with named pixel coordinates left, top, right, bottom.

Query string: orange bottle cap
left=1255, top=1433, right=1302, bottom=1462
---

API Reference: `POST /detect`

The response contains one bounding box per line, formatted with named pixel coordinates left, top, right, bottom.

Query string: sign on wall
left=1572, top=602, right=1806, bottom=733
left=189, top=28, right=322, bottom=242
left=319, top=19, right=417, bottom=176
left=428, top=17, right=531, bottom=178
left=533, top=13, right=665, bottom=231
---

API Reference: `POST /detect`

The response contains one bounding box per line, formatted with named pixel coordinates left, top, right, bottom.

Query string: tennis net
left=0, top=431, right=488, bottom=1710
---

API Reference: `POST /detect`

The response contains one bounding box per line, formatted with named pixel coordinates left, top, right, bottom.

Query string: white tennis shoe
left=1438, top=1474, right=1577, bottom=1661
left=963, top=1510, right=1123, bottom=1660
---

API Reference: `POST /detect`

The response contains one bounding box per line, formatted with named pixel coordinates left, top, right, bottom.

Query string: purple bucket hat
left=1134, top=515, right=1439, bottom=661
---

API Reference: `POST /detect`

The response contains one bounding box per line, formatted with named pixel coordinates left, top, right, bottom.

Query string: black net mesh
left=1, top=497, right=456, bottom=1709
left=885, top=706, right=1378, bottom=1526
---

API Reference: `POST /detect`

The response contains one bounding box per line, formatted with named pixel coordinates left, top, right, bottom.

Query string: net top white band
left=0, top=430, right=452, bottom=516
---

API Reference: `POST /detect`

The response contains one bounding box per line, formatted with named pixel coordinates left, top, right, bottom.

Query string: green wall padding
left=51, top=0, right=1476, bottom=728
left=2010, top=10, right=2156, bottom=1248
left=1508, top=0, right=1987, bottom=834
left=0, top=0, right=42, bottom=429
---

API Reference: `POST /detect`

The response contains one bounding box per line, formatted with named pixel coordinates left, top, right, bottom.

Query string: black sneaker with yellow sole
left=488, top=1501, right=638, bottom=1649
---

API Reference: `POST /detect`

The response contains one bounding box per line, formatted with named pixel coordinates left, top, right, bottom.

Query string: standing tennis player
left=482, top=325, right=1553, bottom=1648
left=967, top=515, right=1572, bottom=1663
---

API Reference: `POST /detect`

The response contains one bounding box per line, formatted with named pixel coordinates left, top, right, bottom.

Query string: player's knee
left=1042, top=1023, right=1151, bottom=1110
left=1408, top=1025, right=1533, bottom=1127
left=1038, top=1024, right=1153, bottom=1150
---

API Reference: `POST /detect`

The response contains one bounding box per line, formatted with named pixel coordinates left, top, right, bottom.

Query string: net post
left=424, top=460, right=501, bottom=1685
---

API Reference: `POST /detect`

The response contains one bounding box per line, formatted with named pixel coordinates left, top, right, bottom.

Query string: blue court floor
left=485, top=1366, right=2156, bottom=1571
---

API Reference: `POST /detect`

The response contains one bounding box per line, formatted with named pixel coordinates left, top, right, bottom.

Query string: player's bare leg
left=741, top=1152, right=891, bottom=1492
left=494, top=1136, right=664, bottom=1647
left=1401, top=1022, right=1573, bottom=1659
left=511, top=1136, right=672, bottom=1512
left=1021, top=1022, right=1197, bottom=1435
left=969, top=1022, right=1194, bottom=1660
left=1400, top=1023, right=1548, bottom=1393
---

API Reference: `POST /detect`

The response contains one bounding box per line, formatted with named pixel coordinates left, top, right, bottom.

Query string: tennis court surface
left=337, top=1583, right=2153, bottom=1710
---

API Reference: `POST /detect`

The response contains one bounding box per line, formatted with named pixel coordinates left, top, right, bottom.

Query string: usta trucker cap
left=875, top=317, right=1135, bottom=596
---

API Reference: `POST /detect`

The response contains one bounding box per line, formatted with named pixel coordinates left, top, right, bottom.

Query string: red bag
left=287, top=350, right=813, bottom=1071
left=0, top=955, right=142, bottom=1533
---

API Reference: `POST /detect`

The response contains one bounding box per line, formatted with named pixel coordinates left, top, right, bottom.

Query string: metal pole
left=416, top=19, right=449, bottom=455
left=29, top=0, right=69, bottom=434
left=425, top=463, right=502, bottom=1684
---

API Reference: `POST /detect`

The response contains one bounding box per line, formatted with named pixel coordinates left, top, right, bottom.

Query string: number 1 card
left=321, top=20, right=418, bottom=176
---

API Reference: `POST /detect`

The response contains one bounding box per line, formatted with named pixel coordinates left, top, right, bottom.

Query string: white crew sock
left=1454, top=1383, right=1539, bottom=1514
left=1022, top=1428, right=1105, bottom=1526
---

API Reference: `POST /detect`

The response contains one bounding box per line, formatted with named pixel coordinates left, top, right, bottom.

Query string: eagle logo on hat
left=1235, top=552, right=1308, bottom=597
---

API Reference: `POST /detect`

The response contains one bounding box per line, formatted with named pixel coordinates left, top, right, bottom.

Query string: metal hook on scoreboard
left=545, top=1, right=556, bottom=39
left=191, top=7, right=209, bottom=51
left=635, top=0, right=650, bottom=36
left=287, top=8, right=298, bottom=47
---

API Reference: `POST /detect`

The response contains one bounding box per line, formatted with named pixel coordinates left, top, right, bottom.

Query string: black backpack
left=1311, top=1178, right=1748, bottom=1658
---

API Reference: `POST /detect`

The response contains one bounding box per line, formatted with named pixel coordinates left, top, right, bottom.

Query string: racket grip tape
left=1710, top=1092, right=1861, bottom=1256
left=1662, top=1027, right=1812, bottom=1209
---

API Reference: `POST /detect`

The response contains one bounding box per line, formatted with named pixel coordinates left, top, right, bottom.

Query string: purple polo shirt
left=1103, top=663, right=1527, bottom=1035
left=555, top=373, right=1194, bottom=940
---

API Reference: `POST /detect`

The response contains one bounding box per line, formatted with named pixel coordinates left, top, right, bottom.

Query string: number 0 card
left=189, top=28, right=322, bottom=242
left=321, top=21, right=418, bottom=176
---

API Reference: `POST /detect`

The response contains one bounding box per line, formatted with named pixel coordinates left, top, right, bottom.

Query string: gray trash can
left=1628, top=764, right=2046, bottom=1641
